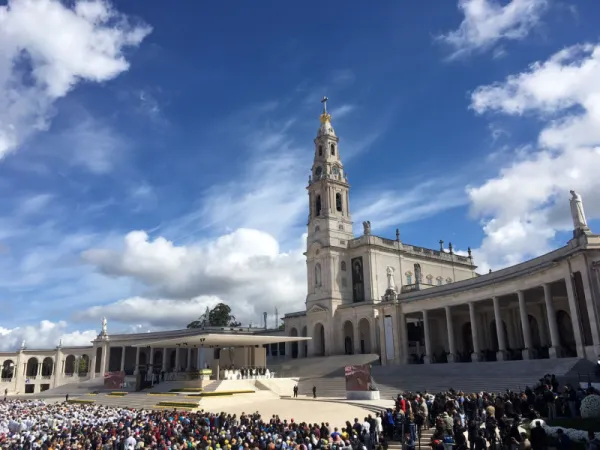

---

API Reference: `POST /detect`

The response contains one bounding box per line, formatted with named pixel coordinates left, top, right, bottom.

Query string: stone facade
left=283, top=103, right=600, bottom=365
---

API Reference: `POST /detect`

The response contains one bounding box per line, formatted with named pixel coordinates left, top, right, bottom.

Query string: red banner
left=345, top=365, right=372, bottom=392
left=104, top=371, right=125, bottom=389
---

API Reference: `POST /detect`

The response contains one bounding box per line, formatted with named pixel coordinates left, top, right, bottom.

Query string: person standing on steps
left=312, top=385, right=317, bottom=398
left=293, top=384, right=298, bottom=398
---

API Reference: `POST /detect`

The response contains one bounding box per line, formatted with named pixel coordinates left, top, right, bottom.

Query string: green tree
left=187, top=303, right=241, bottom=328
left=78, top=358, right=88, bottom=375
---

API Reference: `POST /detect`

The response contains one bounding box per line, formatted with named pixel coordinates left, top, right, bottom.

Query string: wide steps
left=297, top=358, right=583, bottom=398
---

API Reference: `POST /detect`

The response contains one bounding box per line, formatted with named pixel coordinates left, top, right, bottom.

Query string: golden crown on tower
left=320, top=96, right=331, bottom=123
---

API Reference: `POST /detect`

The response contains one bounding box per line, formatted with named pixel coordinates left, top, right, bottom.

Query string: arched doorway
left=313, top=323, right=326, bottom=356
left=462, top=323, right=473, bottom=353
left=139, top=351, right=147, bottom=367
left=556, top=310, right=575, bottom=356
left=1, top=360, right=15, bottom=379
left=26, top=357, right=39, bottom=377
left=64, top=355, right=76, bottom=375
left=95, top=347, right=102, bottom=374
left=490, top=320, right=508, bottom=351
left=41, top=357, right=53, bottom=376
left=343, top=321, right=354, bottom=355
left=358, top=318, right=371, bottom=354
left=79, top=355, right=90, bottom=375
left=301, top=326, right=308, bottom=358
left=290, top=328, right=299, bottom=358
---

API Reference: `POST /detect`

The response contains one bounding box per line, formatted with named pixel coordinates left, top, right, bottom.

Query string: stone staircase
left=292, top=357, right=582, bottom=398
left=372, top=357, right=581, bottom=394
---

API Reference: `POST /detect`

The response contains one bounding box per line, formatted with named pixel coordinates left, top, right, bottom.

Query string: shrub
left=580, top=394, right=600, bottom=419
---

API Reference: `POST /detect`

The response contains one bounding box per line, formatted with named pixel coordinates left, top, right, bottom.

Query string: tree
left=187, top=303, right=241, bottom=328
left=78, top=358, right=88, bottom=375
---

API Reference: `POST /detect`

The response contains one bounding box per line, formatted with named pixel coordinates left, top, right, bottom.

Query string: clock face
left=315, top=166, right=322, bottom=176
left=332, top=166, right=340, bottom=175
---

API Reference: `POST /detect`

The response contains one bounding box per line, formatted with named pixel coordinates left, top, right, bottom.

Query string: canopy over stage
left=131, top=333, right=311, bottom=349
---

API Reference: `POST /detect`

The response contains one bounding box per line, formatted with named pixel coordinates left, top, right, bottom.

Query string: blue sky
left=1, top=0, right=600, bottom=350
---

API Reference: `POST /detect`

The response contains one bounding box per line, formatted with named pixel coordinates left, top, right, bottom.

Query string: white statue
left=20, top=340, right=25, bottom=349
left=570, top=190, right=589, bottom=231
left=101, top=316, right=108, bottom=334
left=58, top=338, right=62, bottom=347
left=386, top=266, right=396, bottom=292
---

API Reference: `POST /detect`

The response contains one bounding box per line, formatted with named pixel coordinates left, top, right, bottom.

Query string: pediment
left=307, top=304, right=329, bottom=314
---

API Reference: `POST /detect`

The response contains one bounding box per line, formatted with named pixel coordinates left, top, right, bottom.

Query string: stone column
left=399, top=312, right=409, bottom=364
left=517, top=291, right=533, bottom=359
left=469, top=302, right=481, bottom=362
left=353, top=321, right=361, bottom=354
left=99, top=344, right=109, bottom=375
left=578, top=266, right=600, bottom=351
left=422, top=310, right=431, bottom=364
left=543, top=283, right=562, bottom=358
left=90, top=347, right=97, bottom=379
left=120, top=346, right=127, bottom=372
left=492, top=296, right=507, bottom=360
left=187, top=348, right=192, bottom=370
left=378, top=312, right=387, bottom=365
left=175, top=347, right=181, bottom=371
left=445, top=306, right=456, bottom=362
left=134, top=347, right=141, bottom=375
left=565, top=275, right=585, bottom=357
left=162, top=348, right=168, bottom=372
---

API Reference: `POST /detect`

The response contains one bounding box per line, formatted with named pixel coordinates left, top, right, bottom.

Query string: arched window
left=341, top=261, right=347, bottom=271
left=315, top=263, right=322, bottom=287
left=426, top=274, right=433, bottom=284
left=318, top=145, right=323, bottom=156
left=315, top=226, right=320, bottom=232
left=446, top=277, right=453, bottom=284
left=436, top=276, right=443, bottom=286
left=338, top=224, right=344, bottom=231
left=331, top=143, right=336, bottom=156
left=405, top=271, right=413, bottom=285
left=335, top=193, right=342, bottom=212
left=316, top=195, right=321, bottom=216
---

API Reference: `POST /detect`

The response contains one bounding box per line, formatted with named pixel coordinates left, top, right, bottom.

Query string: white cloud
left=0, top=320, right=96, bottom=351
left=81, top=228, right=307, bottom=326
left=329, top=104, right=355, bottom=120
left=467, top=43, right=600, bottom=270
left=0, top=0, right=150, bottom=159
left=439, top=0, right=547, bottom=59
left=353, top=178, right=468, bottom=232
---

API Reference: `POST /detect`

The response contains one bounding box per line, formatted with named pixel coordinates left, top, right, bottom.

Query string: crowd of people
left=1, top=374, right=599, bottom=450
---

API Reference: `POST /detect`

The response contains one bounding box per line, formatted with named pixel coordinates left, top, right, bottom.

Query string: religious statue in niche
left=414, top=263, right=422, bottom=284
left=570, top=190, right=589, bottom=234
left=386, top=266, right=397, bottom=292
left=352, top=257, right=365, bottom=302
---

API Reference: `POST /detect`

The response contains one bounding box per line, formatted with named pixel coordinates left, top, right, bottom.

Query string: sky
left=1, top=0, right=600, bottom=351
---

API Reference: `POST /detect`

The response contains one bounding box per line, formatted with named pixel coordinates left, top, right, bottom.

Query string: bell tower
left=307, top=96, right=354, bottom=246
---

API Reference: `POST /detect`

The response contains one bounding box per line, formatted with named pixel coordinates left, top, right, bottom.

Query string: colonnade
left=398, top=275, right=599, bottom=364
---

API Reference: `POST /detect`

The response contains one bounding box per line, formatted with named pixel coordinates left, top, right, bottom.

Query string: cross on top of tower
left=319, top=96, right=331, bottom=124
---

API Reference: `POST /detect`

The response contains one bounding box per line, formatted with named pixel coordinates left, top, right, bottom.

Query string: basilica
left=282, top=99, right=600, bottom=365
